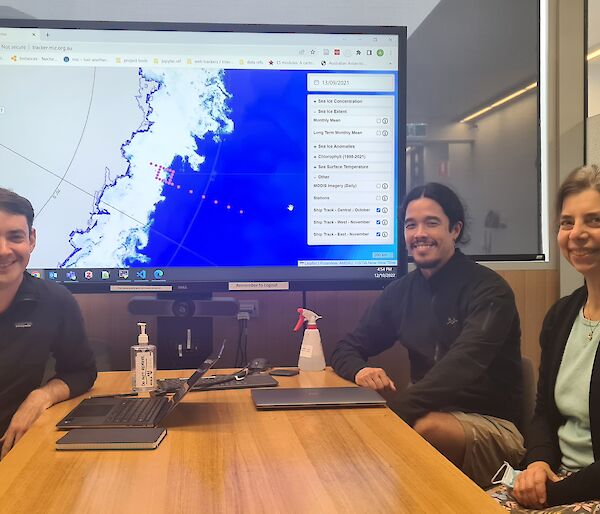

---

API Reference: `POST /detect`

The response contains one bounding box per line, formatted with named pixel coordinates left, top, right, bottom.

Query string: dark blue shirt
left=0, top=272, right=97, bottom=435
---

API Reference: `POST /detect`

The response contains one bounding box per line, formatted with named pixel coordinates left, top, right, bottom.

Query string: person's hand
left=0, top=389, right=52, bottom=460
left=512, top=461, right=560, bottom=508
left=355, top=367, right=397, bottom=392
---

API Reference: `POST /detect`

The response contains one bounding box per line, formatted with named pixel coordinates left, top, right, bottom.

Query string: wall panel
left=76, top=269, right=559, bottom=386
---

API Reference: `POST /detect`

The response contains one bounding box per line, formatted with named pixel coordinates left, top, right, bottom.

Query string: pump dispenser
left=131, top=322, right=157, bottom=392
left=294, top=308, right=326, bottom=372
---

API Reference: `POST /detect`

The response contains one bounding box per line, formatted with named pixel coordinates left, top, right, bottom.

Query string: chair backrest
left=519, top=356, right=537, bottom=433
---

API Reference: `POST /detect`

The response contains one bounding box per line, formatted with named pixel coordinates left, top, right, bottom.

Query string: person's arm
left=513, top=461, right=600, bottom=508
left=514, top=297, right=580, bottom=508
left=0, top=378, right=69, bottom=459
left=48, top=290, right=97, bottom=397
left=0, top=291, right=97, bottom=459
left=393, top=279, right=517, bottom=426
left=546, top=461, right=600, bottom=505
left=524, top=301, right=564, bottom=469
left=331, top=284, right=400, bottom=386
left=524, top=294, right=600, bottom=506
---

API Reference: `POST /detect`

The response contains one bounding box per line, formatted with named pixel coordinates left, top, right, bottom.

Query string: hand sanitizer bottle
left=294, top=308, right=326, bottom=372
left=131, top=322, right=157, bottom=392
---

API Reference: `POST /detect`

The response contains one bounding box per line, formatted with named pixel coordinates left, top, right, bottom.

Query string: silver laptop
left=251, top=387, right=386, bottom=409
left=56, top=342, right=224, bottom=429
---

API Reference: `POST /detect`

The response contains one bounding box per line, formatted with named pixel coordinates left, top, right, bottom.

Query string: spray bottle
left=131, top=322, right=157, bottom=392
left=294, top=308, right=326, bottom=372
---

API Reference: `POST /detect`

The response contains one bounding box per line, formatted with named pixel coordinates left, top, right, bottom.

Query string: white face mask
left=491, top=461, right=522, bottom=489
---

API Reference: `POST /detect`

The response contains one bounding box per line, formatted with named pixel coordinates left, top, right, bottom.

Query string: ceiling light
left=588, top=48, right=600, bottom=61
left=460, top=82, right=537, bottom=123
left=459, top=47, right=598, bottom=125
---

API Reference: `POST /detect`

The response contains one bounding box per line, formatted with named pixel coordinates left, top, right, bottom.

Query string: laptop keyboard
left=105, top=397, right=166, bottom=424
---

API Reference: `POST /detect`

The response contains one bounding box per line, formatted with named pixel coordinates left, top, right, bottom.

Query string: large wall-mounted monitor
left=1, top=20, right=406, bottom=294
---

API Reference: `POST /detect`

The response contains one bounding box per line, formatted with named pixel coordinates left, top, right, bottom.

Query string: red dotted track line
left=150, top=161, right=176, bottom=187
left=149, top=161, right=244, bottom=214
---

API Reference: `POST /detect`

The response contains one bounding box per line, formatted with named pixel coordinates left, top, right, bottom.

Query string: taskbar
left=25, top=262, right=404, bottom=291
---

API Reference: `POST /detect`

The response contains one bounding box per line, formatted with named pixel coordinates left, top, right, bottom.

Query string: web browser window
left=0, top=22, right=405, bottom=291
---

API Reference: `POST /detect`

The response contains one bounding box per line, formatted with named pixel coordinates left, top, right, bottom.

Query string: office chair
left=519, top=356, right=537, bottom=434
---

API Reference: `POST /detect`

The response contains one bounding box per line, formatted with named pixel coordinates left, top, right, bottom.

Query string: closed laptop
left=251, top=387, right=386, bottom=409
left=56, top=427, right=166, bottom=450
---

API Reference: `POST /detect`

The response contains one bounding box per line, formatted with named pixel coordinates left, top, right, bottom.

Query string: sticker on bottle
left=135, top=350, right=155, bottom=388
left=299, top=345, right=313, bottom=358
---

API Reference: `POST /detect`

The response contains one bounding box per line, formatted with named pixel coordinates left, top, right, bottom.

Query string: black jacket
left=526, top=286, right=600, bottom=505
left=331, top=250, right=522, bottom=426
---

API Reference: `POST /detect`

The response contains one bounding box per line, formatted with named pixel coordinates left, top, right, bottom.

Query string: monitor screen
left=1, top=20, right=406, bottom=293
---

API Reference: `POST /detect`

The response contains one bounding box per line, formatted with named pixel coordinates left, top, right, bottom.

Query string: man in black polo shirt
left=0, top=188, right=97, bottom=459
left=332, top=183, right=525, bottom=486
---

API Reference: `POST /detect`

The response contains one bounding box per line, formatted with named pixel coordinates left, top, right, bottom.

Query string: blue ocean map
left=61, top=68, right=396, bottom=269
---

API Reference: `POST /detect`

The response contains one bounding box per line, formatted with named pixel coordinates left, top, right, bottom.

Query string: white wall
left=589, top=59, right=600, bottom=118
left=558, top=0, right=585, bottom=295
left=588, top=57, right=600, bottom=164
left=0, top=0, right=439, bottom=33
left=587, top=0, right=600, bottom=162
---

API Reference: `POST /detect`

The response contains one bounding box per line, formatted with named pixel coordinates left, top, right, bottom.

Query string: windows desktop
left=0, top=21, right=406, bottom=292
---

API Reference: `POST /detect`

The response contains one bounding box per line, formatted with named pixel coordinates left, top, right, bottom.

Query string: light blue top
left=554, top=307, right=599, bottom=470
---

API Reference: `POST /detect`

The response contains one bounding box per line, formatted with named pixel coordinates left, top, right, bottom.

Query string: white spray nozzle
left=137, top=322, right=149, bottom=345
left=293, top=308, right=322, bottom=331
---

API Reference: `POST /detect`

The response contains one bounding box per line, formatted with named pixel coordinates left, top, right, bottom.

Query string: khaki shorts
left=450, top=412, right=525, bottom=488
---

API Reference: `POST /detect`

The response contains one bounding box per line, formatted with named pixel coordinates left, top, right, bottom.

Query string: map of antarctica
left=1, top=65, right=392, bottom=269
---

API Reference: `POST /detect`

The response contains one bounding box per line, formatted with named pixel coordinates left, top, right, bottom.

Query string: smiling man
left=331, top=182, right=524, bottom=487
left=0, top=188, right=96, bottom=459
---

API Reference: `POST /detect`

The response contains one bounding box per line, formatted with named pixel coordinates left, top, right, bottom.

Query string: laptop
left=251, top=386, right=387, bottom=410
left=56, top=342, right=224, bottom=429
left=56, top=427, right=167, bottom=450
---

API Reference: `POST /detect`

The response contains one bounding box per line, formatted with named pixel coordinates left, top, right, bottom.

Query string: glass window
left=406, top=0, right=541, bottom=259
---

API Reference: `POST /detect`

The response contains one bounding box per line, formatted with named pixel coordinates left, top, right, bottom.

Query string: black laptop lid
left=170, top=341, right=225, bottom=406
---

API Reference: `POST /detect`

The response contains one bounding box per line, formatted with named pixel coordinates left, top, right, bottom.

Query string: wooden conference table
left=0, top=369, right=504, bottom=514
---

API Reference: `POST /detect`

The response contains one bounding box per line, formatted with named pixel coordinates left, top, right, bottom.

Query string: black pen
left=88, top=392, right=139, bottom=399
